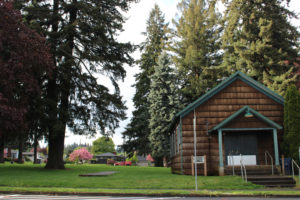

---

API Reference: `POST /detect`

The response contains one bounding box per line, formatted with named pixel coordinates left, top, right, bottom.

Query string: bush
left=64, top=158, right=74, bottom=164
left=107, top=159, right=115, bottom=165
left=128, top=152, right=139, bottom=165
left=24, top=156, right=31, bottom=162
left=69, top=148, right=93, bottom=164
left=13, top=158, right=24, bottom=163
left=4, top=157, right=12, bottom=162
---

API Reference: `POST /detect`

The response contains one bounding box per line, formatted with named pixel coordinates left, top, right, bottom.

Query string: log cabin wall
left=170, top=78, right=284, bottom=175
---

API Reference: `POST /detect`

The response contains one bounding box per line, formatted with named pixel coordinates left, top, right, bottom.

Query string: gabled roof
left=209, top=106, right=283, bottom=132
left=96, top=152, right=118, bottom=157
left=176, top=71, right=284, bottom=119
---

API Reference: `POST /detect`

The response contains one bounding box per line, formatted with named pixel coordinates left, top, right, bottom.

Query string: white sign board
left=228, top=155, right=257, bottom=166
left=193, top=156, right=205, bottom=163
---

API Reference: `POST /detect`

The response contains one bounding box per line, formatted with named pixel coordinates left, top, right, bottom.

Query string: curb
left=1, top=190, right=300, bottom=198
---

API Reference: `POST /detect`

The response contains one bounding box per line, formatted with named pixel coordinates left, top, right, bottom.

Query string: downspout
left=180, top=116, right=183, bottom=174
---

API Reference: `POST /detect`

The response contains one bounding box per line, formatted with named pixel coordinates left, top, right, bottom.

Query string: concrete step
left=247, top=175, right=296, bottom=187
left=225, top=165, right=280, bottom=176
left=229, top=170, right=280, bottom=176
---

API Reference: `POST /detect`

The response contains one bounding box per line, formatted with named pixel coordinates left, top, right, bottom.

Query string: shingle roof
left=170, top=71, right=284, bottom=130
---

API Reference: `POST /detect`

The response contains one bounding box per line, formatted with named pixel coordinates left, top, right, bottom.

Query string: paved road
left=0, top=195, right=299, bottom=200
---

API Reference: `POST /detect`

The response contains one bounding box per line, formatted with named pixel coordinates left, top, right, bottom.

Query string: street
left=0, top=194, right=299, bottom=200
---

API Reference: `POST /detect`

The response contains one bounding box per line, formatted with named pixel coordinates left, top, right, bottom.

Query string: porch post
left=218, top=129, right=224, bottom=176
left=273, top=128, right=280, bottom=166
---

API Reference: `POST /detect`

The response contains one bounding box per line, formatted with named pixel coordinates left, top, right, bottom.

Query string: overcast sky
left=64, top=0, right=300, bottom=148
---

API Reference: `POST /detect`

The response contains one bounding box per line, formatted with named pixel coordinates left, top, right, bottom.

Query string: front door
left=224, top=133, right=258, bottom=165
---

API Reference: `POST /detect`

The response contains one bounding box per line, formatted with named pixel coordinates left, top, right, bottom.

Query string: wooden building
left=170, top=71, right=284, bottom=176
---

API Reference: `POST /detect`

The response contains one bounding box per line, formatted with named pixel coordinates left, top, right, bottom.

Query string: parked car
left=114, top=161, right=132, bottom=166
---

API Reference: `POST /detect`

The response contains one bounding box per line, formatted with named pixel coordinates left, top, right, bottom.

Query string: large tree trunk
left=45, top=128, right=66, bottom=169
left=45, top=0, right=77, bottom=169
left=18, top=133, right=23, bottom=163
left=154, top=157, right=163, bottom=167
left=0, top=136, right=4, bottom=163
left=33, top=133, right=38, bottom=164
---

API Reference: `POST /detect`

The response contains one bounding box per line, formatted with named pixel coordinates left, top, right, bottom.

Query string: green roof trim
left=176, top=71, right=284, bottom=118
left=209, top=106, right=283, bottom=132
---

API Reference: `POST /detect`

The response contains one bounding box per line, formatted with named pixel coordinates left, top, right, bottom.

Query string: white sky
left=63, top=0, right=300, bottom=148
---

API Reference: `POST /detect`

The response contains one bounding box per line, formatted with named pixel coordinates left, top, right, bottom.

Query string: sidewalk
left=0, top=186, right=300, bottom=198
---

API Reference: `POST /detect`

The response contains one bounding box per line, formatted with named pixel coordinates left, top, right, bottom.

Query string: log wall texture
left=171, top=79, right=284, bottom=175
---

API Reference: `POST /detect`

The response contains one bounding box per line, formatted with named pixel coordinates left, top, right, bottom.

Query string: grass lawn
left=1, top=163, right=300, bottom=197
left=0, top=162, right=259, bottom=190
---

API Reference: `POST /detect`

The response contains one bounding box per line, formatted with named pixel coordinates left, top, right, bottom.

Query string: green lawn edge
left=1, top=186, right=300, bottom=197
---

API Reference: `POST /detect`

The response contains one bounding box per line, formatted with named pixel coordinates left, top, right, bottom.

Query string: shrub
left=107, top=159, right=115, bottom=165
left=128, top=152, right=139, bottom=165
left=69, top=148, right=93, bottom=164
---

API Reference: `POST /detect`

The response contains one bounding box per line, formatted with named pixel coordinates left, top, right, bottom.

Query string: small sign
left=193, top=156, right=205, bottom=163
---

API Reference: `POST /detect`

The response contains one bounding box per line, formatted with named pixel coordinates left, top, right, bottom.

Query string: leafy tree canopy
left=222, top=0, right=300, bottom=95
left=14, top=0, right=137, bottom=168
left=122, top=4, right=168, bottom=156
left=171, top=0, right=223, bottom=103
left=148, top=53, right=180, bottom=166
left=283, top=84, right=300, bottom=161
left=91, top=136, right=115, bottom=155
left=0, top=0, right=53, bottom=162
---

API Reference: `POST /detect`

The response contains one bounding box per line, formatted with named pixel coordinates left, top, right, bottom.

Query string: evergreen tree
left=283, top=85, right=300, bottom=161
left=122, top=4, right=168, bottom=156
left=222, top=0, right=300, bottom=95
left=171, top=0, right=223, bottom=103
left=15, top=0, right=136, bottom=169
left=148, top=53, right=180, bottom=166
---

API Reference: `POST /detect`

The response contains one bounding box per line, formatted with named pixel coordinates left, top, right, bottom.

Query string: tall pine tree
left=222, top=0, right=300, bottom=95
left=15, top=0, right=136, bottom=169
left=283, top=85, right=300, bottom=161
left=171, top=0, right=223, bottom=103
left=122, top=4, right=168, bottom=156
left=148, top=53, right=180, bottom=167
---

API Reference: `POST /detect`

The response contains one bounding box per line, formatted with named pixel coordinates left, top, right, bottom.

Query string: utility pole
left=193, top=109, right=198, bottom=191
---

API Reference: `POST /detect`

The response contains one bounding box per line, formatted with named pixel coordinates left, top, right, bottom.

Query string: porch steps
left=225, top=165, right=296, bottom=187
left=247, top=175, right=296, bottom=187
left=225, top=165, right=280, bottom=176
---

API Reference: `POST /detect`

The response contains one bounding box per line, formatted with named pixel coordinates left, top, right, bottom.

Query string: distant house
left=170, top=71, right=284, bottom=176
left=4, top=148, right=18, bottom=159
left=136, top=155, right=147, bottom=166
left=22, top=152, right=45, bottom=163
left=95, top=152, right=124, bottom=164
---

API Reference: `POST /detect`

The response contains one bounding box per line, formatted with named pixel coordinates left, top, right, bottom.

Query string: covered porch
left=209, top=106, right=282, bottom=176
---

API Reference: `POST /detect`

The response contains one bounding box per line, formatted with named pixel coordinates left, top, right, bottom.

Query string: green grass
left=0, top=162, right=260, bottom=190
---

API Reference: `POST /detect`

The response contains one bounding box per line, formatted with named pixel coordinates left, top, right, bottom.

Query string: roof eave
left=209, top=106, right=283, bottom=132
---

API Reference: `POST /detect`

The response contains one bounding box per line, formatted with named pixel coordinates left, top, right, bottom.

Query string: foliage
left=127, top=152, right=139, bottom=165
left=91, top=137, right=115, bottom=155
left=106, top=159, right=115, bottom=165
left=221, top=0, right=300, bottom=95
left=148, top=53, right=180, bottom=166
left=14, top=0, right=137, bottom=169
left=122, top=4, right=168, bottom=156
left=0, top=0, right=53, bottom=140
left=30, top=147, right=48, bottom=156
left=171, top=0, right=223, bottom=103
left=283, top=84, right=300, bottom=161
left=64, top=143, right=91, bottom=157
left=69, top=148, right=93, bottom=163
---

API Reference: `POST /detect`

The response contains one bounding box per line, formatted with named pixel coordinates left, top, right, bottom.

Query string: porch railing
left=240, top=154, right=247, bottom=183
left=228, top=152, right=235, bottom=176
left=265, top=151, right=274, bottom=175
left=291, top=159, right=300, bottom=182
